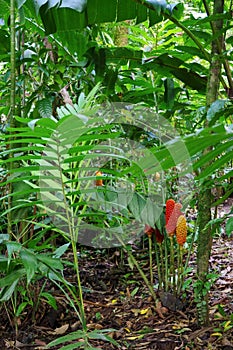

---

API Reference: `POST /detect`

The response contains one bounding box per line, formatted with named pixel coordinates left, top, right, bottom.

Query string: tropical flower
left=95, top=170, right=103, bottom=186
left=144, top=224, right=154, bottom=238
left=144, top=225, right=164, bottom=243
left=176, top=215, right=187, bottom=246
left=165, top=199, right=176, bottom=236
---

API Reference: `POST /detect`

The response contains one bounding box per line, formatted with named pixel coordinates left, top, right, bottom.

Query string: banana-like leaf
left=29, top=0, right=183, bottom=33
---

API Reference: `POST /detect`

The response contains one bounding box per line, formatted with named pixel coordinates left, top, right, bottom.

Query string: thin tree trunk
left=7, top=0, right=16, bottom=236
left=196, top=0, right=224, bottom=326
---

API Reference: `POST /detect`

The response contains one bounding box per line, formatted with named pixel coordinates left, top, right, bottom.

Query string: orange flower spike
left=165, top=199, right=176, bottom=236
left=95, top=171, right=103, bottom=186
left=176, top=215, right=187, bottom=246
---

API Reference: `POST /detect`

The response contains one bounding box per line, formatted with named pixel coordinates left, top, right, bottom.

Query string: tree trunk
left=196, top=0, right=224, bottom=326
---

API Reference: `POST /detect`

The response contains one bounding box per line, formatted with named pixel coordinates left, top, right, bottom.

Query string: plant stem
left=159, top=243, right=165, bottom=288
left=117, top=235, right=158, bottom=303
left=154, top=239, right=162, bottom=290
left=164, top=232, right=169, bottom=291
left=126, top=248, right=158, bottom=303
left=71, top=239, right=86, bottom=329
left=149, top=236, right=153, bottom=285
left=7, top=0, right=17, bottom=237
left=177, top=245, right=183, bottom=295
left=169, top=236, right=176, bottom=293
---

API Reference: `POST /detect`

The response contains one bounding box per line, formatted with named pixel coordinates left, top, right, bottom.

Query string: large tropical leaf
left=28, top=0, right=183, bottom=33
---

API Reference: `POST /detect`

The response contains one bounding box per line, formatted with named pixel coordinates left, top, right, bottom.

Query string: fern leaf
left=37, top=98, right=53, bottom=119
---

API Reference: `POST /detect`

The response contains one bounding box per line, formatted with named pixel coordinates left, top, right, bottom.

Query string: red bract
left=154, top=228, right=164, bottom=244
left=144, top=225, right=164, bottom=243
left=174, top=202, right=183, bottom=221
left=144, top=224, right=153, bottom=238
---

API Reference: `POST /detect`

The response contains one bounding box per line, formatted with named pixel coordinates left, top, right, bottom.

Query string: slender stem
left=159, top=243, right=165, bottom=288
left=126, top=248, right=158, bottom=302
left=71, top=239, right=86, bottom=329
left=184, top=224, right=196, bottom=273
left=154, top=239, right=162, bottom=289
left=177, top=245, right=184, bottom=295
left=10, top=0, right=16, bottom=123
left=116, top=235, right=158, bottom=303
left=164, top=232, right=169, bottom=291
left=55, top=137, right=87, bottom=327
left=169, top=236, right=176, bottom=293
left=7, top=0, right=17, bottom=237
left=149, top=236, right=153, bottom=285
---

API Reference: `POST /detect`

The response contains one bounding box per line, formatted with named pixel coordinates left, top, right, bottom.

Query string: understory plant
left=145, top=198, right=194, bottom=297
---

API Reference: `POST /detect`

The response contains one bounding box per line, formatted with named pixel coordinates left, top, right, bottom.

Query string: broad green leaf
left=16, top=301, right=29, bottom=317
left=197, top=152, right=233, bottom=179
left=20, top=249, right=38, bottom=284
left=194, top=139, right=233, bottom=170
left=88, top=330, right=119, bottom=346
left=0, top=269, right=25, bottom=288
left=38, top=255, right=63, bottom=271
left=58, top=343, right=86, bottom=350
left=41, top=292, right=57, bottom=310
left=128, top=192, right=146, bottom=220
left=53, top=243, right=70, bottom=258
left=0, top=279, right=19, bottom=301
left=117, top=0, right=136, bottom=21
left=87, top=0, right=117, bottom=24
left=226, top=218, right=233, bottom=237
left=6, top=241, right=22, bottom=265
left=0, top=234, right=9, bottom=243
left=146, top=0, right=167, bottom=15
left=59, top=0, right=87, bottom=12
left=30, top=0, right=181, bottom=33
left=46, top=330, right=86, bottom=347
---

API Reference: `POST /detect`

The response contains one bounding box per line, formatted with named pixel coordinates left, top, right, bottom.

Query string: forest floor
left=0, top=200, right=232, bottom=350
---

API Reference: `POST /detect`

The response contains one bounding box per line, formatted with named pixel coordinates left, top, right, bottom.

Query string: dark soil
left=0, top=203, right=232, bottom=349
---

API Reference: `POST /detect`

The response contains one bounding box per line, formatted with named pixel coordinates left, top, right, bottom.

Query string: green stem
left=184, top=224, right=196, bottom=273
left=177, top=245, right=183, bottom=295
left=7, top=0, right=17, bottom=237
left=159, top=243, right=165, bottom=288
left=10, top=0, right=16, bottom=122
left=71, top=239, right=86, bottom=329
left=149, top=236, right=153, bottom=285
left=126, top=248, right=158, bottom=303
left=169, top=236, right=176, bottom=293
left=117, top=235, right=158, bottom=303
left=55, top=139, right=86, bottom=328
left=154, top=239, right=163, bottom=289
left=164, top=232, right=169, bottom=291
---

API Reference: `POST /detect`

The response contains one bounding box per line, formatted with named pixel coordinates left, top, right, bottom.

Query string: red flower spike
left=165, top=199, right=175, bottom=225
left=174, top=202, right=183, bottom=222
left=165, top=199, right=176, bottom=236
